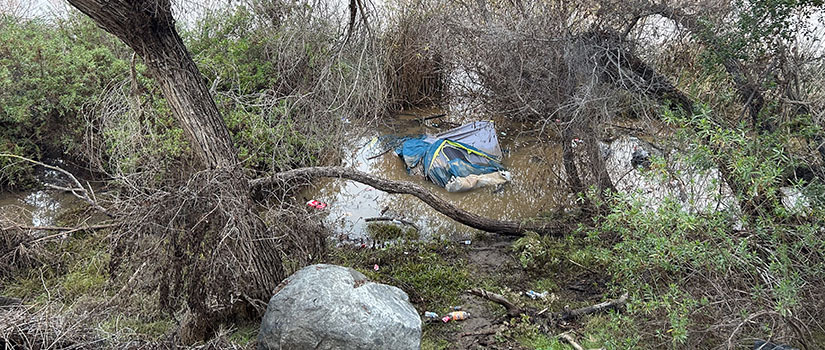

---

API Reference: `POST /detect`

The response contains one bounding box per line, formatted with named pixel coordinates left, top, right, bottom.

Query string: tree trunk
left=65, top=1, right=286, bottom=343
left=66, top=0, right=237, bottom=169
left=560, top=127, right=595, bottom=213
left=583, top=124, right=615, bottom=195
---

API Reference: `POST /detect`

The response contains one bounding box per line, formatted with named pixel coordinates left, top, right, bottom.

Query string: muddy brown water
left=0, top=190, right=68, bottom=227
left=0, top=166, right=89, bottom=228
left=302, top=111, right=570, bottom=242
left=0, top=113, right=571, bottom=240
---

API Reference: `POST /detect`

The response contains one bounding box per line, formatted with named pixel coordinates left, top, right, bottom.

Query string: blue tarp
left=394, top=121, right=508, bottom=192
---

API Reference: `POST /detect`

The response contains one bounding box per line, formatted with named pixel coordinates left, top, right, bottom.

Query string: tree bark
left=583, top=124, right=615, bottom=195
left=561, top=128, right=587, bottom=196
left=65, top=1, right=285, bottom=343
left=251, top=167, right=571, bottom=236
left=66, top=0, right=238, bottom=169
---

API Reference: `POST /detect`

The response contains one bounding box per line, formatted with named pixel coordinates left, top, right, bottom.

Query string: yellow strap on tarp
left=427, top=140, right=496, bottom=173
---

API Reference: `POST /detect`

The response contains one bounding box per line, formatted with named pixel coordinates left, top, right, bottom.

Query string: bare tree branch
left=467, top=288, right=629, bottom=323
left=251, top=166, right=571, bottom=236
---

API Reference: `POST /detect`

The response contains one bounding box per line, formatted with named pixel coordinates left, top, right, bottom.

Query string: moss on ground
left=367, top=222, right=419, bottom=242
left=327, top=239, right=470, bottom=311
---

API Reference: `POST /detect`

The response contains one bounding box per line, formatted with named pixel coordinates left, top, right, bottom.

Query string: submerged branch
left=251, top=166, right=570, bottom=236
left=0, top=154, right=111, bottom=217
left=364, top=217, right=420, bottom=231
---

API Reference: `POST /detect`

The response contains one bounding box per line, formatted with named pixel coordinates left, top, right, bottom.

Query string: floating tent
left=395, top=121, right=510, bottom=192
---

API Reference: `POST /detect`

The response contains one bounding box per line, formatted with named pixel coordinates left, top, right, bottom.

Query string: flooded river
left=302, top=111, right=569, bottom=241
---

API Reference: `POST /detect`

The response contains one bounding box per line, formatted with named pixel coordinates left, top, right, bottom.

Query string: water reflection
left=303, top=113, right=568, bottom=241
left=23, top=190, right=60, bottom=227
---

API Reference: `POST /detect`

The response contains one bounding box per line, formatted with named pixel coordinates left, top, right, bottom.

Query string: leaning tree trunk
left=65, top=0, right=286, bottom=343
left=66, top=0, right=235, bottom=169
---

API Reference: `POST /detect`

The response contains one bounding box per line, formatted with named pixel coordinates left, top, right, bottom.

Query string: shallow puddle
left=0, top=167, right=86, bottom=228
left=302, top=111, right=569, bottom=241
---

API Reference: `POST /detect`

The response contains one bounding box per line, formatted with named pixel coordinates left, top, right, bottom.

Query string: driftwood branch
left=251, top=167, right=570, bottom=236
left=366, top=148, right=394, bottom=160
left=467, top=288, right=522, bottom=317
left=559, top=332, right=586, bottom=350
left=467, top=288, right=629, bottom=322
left=553, top=293, right=629, bottom=321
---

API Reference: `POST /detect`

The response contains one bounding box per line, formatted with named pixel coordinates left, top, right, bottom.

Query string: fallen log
left=467, top=288, right=522, bottom=317
left=251, top=167, right=570, bottom=236
left=554, top=293, right=629, bottom=321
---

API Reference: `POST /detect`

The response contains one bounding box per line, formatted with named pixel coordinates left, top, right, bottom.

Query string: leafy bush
left=0, top=14, right=129, bottom=188
left=581, top=188, right=825, bottom=347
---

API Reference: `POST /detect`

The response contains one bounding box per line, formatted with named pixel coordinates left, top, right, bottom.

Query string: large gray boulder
left=257, top=264, right=421, bottom=350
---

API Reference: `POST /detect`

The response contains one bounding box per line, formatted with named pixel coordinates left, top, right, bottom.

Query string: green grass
left=227, top=323, right=259, bottom=345
left=367, top=222, right=419, bottom=242
left=3, top=229, right=110, bottom=304
left=328, top=239, right=470, bottom=311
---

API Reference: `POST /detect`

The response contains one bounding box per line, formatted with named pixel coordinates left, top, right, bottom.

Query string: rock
left=754, top=339, right=798, bottom=350
left=780, top=186, right=811, bottom=216
left=603, top=136, right=739, bottom=213
left=257, top=264, right=421, bottom=350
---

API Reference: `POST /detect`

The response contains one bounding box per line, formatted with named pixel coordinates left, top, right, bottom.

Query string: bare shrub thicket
left=251, top=0, right=390, bottom=119
left=435, top=1, right=657, bottom=203
left=0, top=306, right=105, bottom=349
left=105, top=168, right=325, bottom=341
left=383, top=0, right=446, bottom=109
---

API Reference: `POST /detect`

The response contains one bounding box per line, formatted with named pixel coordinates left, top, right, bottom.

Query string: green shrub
left=580, top=187, right=825, bottom=346
left=0, top=14, right=128, bottom=188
